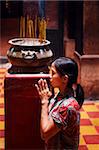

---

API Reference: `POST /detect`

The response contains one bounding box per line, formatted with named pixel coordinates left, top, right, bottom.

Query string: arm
left=40, top=101, right=60, bottom=142
left=35, top=79, right=60, bottom=142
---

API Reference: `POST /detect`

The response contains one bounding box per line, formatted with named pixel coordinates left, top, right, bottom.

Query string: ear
left=62, top=75, right=68, bottom=83
left=65, top=74, right=68, bottom=79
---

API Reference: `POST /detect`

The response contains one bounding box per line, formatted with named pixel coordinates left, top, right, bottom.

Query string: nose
left=49, top=74, right=52, bottom=79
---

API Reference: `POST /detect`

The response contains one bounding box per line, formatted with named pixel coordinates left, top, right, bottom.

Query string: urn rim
left=8, top=38, right=50, bottom=47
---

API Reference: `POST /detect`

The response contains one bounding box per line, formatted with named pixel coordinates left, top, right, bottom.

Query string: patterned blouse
left=46, top=92, right=80, bottom=150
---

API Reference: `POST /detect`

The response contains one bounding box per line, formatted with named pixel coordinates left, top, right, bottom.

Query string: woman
left=35, top=57, right=84, bottom=150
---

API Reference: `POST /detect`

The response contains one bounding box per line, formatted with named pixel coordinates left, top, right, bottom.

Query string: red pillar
left=4, top=73, right=50, bottom=149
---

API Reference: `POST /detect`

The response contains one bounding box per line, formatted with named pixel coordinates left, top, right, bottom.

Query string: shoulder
left=60, top=97, right=80, bottom=111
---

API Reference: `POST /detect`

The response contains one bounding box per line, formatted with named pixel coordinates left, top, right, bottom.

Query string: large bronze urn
left=7, top=38, right=53, bottom=74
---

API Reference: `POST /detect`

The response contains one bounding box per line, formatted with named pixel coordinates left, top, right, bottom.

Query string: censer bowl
left=7, top=38, right=53, bottom=73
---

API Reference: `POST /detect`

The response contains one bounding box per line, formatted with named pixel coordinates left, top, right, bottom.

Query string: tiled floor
left=79, top=102, right=99, bottom=150
left=0, top=68, right=6, bottom=150
left=0, top=67, right=99, bottom=150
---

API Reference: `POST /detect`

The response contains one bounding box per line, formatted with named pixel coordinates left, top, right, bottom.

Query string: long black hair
left=53, top=57, right=84, bottom=108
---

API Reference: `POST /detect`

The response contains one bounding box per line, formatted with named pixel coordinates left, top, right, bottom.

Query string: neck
left=59, top=87, right=73, bottom=98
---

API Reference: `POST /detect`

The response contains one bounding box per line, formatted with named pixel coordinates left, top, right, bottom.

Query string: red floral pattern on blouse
left=47, top=93, right=80, bottom=149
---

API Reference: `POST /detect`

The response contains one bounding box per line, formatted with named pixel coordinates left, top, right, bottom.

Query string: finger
left=38, top=79, right=43, bottom=91
left=41, top=79, right=45, bottom=90
left=39, top=78, right=45, bottom=91
left=35, top=84, right=41, bottom=93
left=44, top=79, right=49, bottom=91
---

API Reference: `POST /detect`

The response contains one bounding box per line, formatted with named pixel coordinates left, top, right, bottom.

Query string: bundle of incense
left=43, top=19, right=47, bottom=40
left=38, top=17, right=41, bottom=42
left=28, top=19, right=34, bottom=38
left=26, top=15, right=34, bottom=38
left=20, top=16, right=25, bottom=37
left=34, top=16, right=37, bottom=38
left=38, top=18, right=46, bottom=43
left=26, top=15, right=29, bottom=37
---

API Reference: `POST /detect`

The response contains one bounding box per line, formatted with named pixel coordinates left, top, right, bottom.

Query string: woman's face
left=49, top=63, right=64, bottom=88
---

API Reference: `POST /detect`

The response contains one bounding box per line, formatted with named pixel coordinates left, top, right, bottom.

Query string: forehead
left=50, top=63, right=57, bottom=72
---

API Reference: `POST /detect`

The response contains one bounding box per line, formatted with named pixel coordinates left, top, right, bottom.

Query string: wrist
left=41, top=100, right=48, bottom=105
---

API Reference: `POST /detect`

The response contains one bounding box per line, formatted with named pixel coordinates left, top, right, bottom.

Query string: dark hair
left=75, top=84, right=84, bottom=108
left=53, top=57, right=84, bottom=108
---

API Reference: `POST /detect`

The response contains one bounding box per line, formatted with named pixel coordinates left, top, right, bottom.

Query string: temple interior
left=0, top=1, right=99, bottom=150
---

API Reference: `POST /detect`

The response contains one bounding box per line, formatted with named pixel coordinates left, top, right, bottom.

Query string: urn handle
left=21, top=50, right=37, bottom=60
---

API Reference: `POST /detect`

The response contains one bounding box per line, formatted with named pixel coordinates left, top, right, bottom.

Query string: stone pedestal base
left=75, top=52, right=99, bottom=100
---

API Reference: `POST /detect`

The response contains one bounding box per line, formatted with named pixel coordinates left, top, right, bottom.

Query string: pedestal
left=4, top=73, right=50, bottom=149
left=74, top=51, right=99, bottom=99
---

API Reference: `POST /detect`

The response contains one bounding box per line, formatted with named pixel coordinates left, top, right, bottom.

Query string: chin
left=51, top=84, right=56, bottom=88
left=50, top=82, right=54, bottom=88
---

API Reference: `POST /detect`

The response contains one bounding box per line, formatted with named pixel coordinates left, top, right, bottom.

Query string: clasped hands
left=35, top=78, right=52, bottom=104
